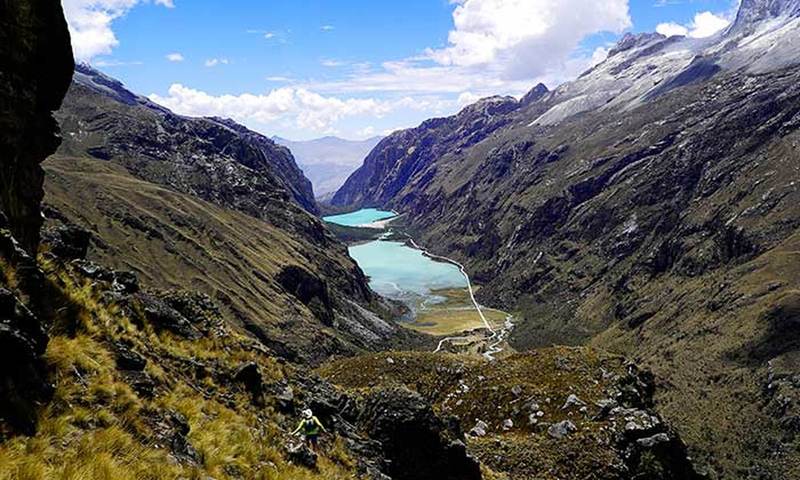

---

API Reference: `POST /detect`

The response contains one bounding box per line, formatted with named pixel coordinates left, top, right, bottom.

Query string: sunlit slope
left=44, top=156, right=425, bottom=363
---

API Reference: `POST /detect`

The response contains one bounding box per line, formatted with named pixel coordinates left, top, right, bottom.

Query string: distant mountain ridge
left=274, top=135, right=383, bottom=198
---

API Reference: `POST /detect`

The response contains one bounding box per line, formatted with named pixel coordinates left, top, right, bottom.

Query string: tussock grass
left=0, top=260, right=361, bottom=480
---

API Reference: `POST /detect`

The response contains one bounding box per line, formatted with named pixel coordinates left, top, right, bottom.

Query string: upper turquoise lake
left=324, top=209, right=467, bottom=302
left=322, top=208, right=397, bottom=227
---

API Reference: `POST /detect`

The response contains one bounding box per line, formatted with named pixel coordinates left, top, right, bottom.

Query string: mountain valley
left=2, top=0, right=800, bottom=479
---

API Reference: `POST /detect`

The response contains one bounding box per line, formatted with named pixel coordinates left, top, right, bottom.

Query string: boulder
left=469, top=419, right=489, bottom=437
left=150, top=411, right=200, bottom=465
left=562, top=394, right=586, bottom=410
left=358, top=388, right=482, bottom=480
left=113, top=341, right=147, bottom=371
left=112, top=271, right=139, bottom=294
left=286, top=442, right=317, bottom=469
left=233, top=362, right=264, bottom=405
left=42, top=225, right=91, bottom=260
left=122, top=370, right=155, bottom=398
left=548, top=420, right=578, bottom=439
left=136, top=293, right=202, bottom=339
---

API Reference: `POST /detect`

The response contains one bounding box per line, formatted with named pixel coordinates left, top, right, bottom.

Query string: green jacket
left=292, top=416, right=326, bottom=436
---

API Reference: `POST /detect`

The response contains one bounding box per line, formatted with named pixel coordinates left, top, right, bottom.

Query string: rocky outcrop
left=0, top=0, right=73, bottom=436
left=358, top=388, right=482, bottom=480
left=59, top=64, right=318, bottom=216
left=0, top=0, right=73, bottom=253
left=730, top=0, right=800, bottom=33
left=320, top=349, right=703, bottom=480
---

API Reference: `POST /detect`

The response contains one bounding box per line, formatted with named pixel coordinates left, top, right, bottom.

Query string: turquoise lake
left=324, top=209, right=467, bottom=302
left=322, top=208, right=397, bottom=227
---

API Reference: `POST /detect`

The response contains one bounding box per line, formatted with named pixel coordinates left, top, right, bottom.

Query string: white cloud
left=266, top=76, right=292, bottom=82
left=166, top=52, right=184, bottom=62
left=689, top=11, right=730, bottom=38
left=93, top=59, right=143, bottom=67
left=62, top=0, right=173, bottom=61
left=321, top=25, right=335, bottom=31
left=204, top=58, right=230, bottom=67
left=657, top=11, right=730, bottom=39
left=355, top=126, right=376, bottom=139
left=656, top=22, right=689, bottom=37
left=457, top=91, right=483, bottom=106
left=148, top=84, right=416, bottom=133
left=426, top=0, right=631, bottom=80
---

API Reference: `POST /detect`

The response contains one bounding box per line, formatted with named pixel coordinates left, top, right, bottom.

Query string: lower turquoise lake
left=325, top=209, right=467, bottom=302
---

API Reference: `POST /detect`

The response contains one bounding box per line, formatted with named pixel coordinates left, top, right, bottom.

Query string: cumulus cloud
left=656, top=11, right=731, bottom=39
left=166, top=52, right=184, bottom=62
left=204, top=58, right=230, bottom=67
left=656, top=22, right=689, bottom=37
left=689, top=11, right=730, bottom=38
left=148, top=84, right=424, bottom=133
left=321, top=25, right=335, bottom=31
left=427, top=0, right=631, bottom=80
left=62, top=0, right=173, bottom=61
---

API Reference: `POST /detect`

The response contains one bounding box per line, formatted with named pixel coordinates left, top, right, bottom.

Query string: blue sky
left=62, top=0, right=740, bottom=140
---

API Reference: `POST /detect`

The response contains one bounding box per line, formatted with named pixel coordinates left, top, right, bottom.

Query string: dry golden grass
left=406, top=288, right=509, bottom=336
left=0, top=260, right=361, bottom=480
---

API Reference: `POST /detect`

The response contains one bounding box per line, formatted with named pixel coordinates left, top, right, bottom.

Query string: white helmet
left=302, top=409, right=313, bottom=419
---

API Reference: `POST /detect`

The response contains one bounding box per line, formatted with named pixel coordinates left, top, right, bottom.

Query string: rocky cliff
left=0, top=0, right=73, bottom=253
left=59, top=64, right=318, bottom=216
left=331, top=1, right=800, bottom=477
left=0, top=0, right=73, bottom=436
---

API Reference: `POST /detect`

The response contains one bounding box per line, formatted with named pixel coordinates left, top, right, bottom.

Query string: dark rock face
left=0, top=0, right=73, bottom=254
left=331, top=95, right=535, bottom=208
left=42, top=225, right=91, bottom=259
left=58, top=65, right=318, bottom=216
left=358, top=388, right=482, bottom=480
left=233, top=362, right=265, bottom=405
left=0, top=0, right=74, bottom=436
left=276, top=265, right=334, bottom=326
left=0, top=284, right=52, bottom=435
left=136, top=293, right=202, bottom=340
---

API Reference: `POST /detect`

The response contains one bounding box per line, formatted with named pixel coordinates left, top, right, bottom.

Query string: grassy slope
left=44, top=156, right=419, bottom=363
left=0, top=258, right=359, bottom=480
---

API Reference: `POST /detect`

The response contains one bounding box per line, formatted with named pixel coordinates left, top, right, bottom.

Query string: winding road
left=405, top=237, right=514, bottom=360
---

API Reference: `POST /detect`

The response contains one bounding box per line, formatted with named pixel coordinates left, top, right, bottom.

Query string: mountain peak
left=730, top=0, right=800, bottom=32
left=520, top=83, right=549, bottom=105
left=608, top=32, right=667, bottom=57
left=73, top=63, right=140, bottom=106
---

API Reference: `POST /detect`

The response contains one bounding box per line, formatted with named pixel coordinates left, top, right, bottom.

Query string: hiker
left=292, top=409, right=327, bottom=450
